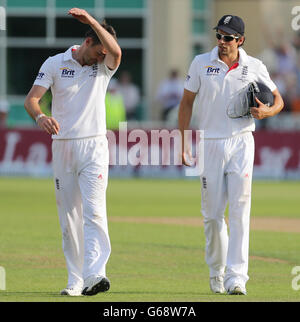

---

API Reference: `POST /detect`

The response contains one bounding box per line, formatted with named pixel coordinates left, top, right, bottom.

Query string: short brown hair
left=236, top=33, right=245, bottom=47
left=85, top=20, right=117, bottom=45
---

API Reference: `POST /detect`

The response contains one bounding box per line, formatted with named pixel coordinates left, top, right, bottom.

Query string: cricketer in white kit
left=178, top=15, right=284, bottom=295
left=24, top=8, right=122, bottom=296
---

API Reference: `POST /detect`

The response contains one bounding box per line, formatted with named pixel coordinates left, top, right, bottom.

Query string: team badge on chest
left=89, top=64, right=98, bottom=77
left=239, top=65, right=248, bottom=82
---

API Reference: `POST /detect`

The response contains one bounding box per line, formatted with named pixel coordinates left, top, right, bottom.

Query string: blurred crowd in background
left=259, top=31, right=300, bottom=115
left=105, top=30, right=300, bottom=129
left=105, top=68, right=185, bottom=129
left=2, top=26, right=300, bottom=130
left=3, top=37, right=300, bottom=131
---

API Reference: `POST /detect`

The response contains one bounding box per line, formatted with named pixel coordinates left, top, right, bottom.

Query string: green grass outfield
left=0, top=177, right=299, bottom=302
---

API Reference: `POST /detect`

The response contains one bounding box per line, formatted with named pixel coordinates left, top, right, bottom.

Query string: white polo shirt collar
left=210, top=46, right=249, bottom=65
left=63, top=45, right=81, bottom=64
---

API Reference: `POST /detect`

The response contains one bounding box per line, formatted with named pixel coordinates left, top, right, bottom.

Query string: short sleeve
left=184, top=57, right=201, bottom=93
left=33, top=57, right=54, bottom=89
left=103, top=63, right=118, bottom=78
left=257, top=62, right=277, bottom=92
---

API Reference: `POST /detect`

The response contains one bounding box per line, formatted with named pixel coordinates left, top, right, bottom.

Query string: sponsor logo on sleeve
left=36, top=72, right=45, bottom=80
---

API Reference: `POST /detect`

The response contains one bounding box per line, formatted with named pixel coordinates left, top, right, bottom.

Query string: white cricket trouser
left=52, top=135, right=110, bottom=288
left=200, top=132, right=254, bottom=289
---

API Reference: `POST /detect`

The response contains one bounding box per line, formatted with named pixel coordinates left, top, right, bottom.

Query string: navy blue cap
left=214, top=15, right=245, bottom=35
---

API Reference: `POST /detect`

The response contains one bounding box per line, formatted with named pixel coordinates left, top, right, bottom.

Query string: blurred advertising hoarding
left=0, top=128, right=300, bottom=179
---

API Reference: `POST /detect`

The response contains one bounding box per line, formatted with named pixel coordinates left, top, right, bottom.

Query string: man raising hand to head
left=25, top=8, right=121, bottom=296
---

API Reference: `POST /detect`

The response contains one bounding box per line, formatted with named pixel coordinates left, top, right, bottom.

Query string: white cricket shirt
left=34, top=45, right=117, bottom=139
left=185, top=46, right=277, bottom=139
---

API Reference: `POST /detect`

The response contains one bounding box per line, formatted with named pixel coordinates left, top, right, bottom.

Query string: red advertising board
left=253, top=131, right=300, bottom=179
left=0, top=128, right=300, bottom=179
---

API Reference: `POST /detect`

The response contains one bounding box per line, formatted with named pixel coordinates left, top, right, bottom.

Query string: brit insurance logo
left=60, top=67, right=75, bottom=78
left=205, top=65, right=220, bottom=76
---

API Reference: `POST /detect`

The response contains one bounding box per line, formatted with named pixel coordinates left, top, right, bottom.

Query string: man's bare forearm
left=178, top=100, right=194, bottom=153
left=68, top=8, right=121, bottom=63
left=178, top=102, right=193, bottom=134
left=24, top=96, right=44, bottom=121
left=90, top=19, right=121, bottom=58
left=178, top=89, right=196, bottom=145
left=24, top=85, right=60, bottom=135
left=267, top=90, right=284, bottom=117
left=251, top=89, right=284, bottom=120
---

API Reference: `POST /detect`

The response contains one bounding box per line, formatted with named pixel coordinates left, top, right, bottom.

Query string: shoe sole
left=82, top=277, right=110, bottom=296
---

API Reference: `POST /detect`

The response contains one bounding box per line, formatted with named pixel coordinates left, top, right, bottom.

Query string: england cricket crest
left=238, top=65, right=248, bottom=82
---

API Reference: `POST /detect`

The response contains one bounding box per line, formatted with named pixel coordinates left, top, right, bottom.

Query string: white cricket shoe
left=60, top=286, right=83, bottom=296
left=82, top=275, right=110, bottom=296
left=227, top=284, right=247, bottom=295
left=210, top=275, right=226, bottom=294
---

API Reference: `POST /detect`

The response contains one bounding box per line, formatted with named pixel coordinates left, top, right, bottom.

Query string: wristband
left=35, top=113, right=46, bottom=122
